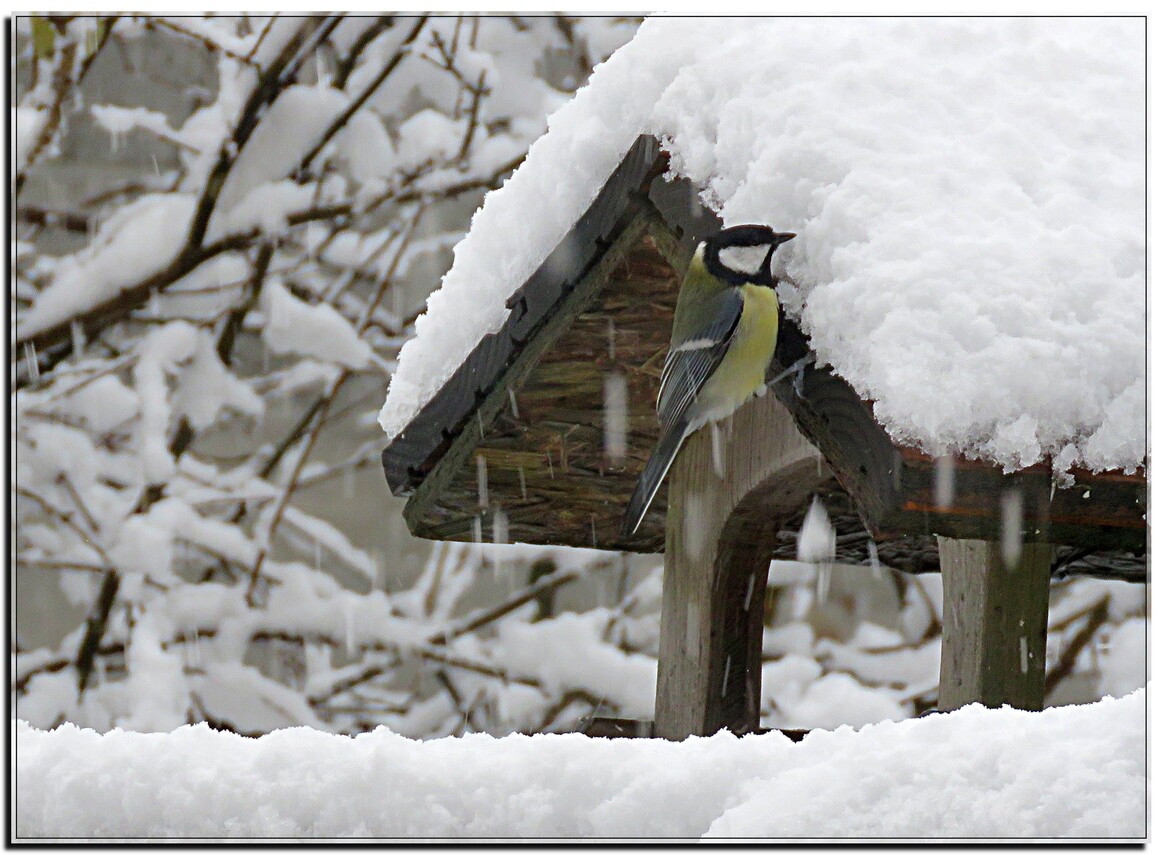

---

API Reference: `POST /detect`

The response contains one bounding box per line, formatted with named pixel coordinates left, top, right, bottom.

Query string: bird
left=620, top=224, right=796, bottom=537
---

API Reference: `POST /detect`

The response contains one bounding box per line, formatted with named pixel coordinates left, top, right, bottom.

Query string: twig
left=535, top=689, right=604, bottom=734
left=429, top=561, right=613, bottom=644
left=413, top=643, right=540, bottom=687
left=434, top=668, right=471, bottom=734
left=334, top=16, right=396, bottom=89
left=217, top=242, right=274, bottom=366
left=81, top=180, right=157, bottom=209
left=244, top=14, right=278, bottom=63
left=15, top=206, right=91, bottom=233
left=245, top=389, right=337, bottom=604
left=456, top=70, right=489, bottom=163
left=256, top=397, right=330, bottom=483
left=54, top=471, right=123, bottom=696
left=75, top=570, right=120, bottom=693
left=19, top=350, right=135, bottom=401
left=14, top=202, right=352, bottom=384
left=909, top=573, right=942, bottom=641
left=1045, top=594, right=1111, bottom=697
left=390, top=153, right=525, bottom=205
left=285, top=446, right=381, bottom=491
left=16, top=39, right=78, bottom=195
left=297, top=15, right=428, bottom=174
left=77, top=16, right=119, bottom=84
left=56, top=473, right=101, bottom=536
left=308, top=663, right=389, bottom=706
left=14, top=487, right=109, bottom=564
left=145, top=17, right=263, bottom=69
left=16, top=558, right=107, bottom=574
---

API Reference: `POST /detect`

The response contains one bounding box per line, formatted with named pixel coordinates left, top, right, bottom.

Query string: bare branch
left=456, top=70, right=489, bottom=163
left=144, top=17, right=263, bottom=69
left=75, top=570, right=120, bottom=693
left=334, top=16, right=397, bottom=89
left=14, top=202, right=352, bottom=385
left=16, top=39, right=78, bottom=195
left=1045, top=595, right=1111, bottom=697
left=297, top=15, right=429, bottom=175
left=184, top=15, right=340, bottom=251
left=429, top=560, right=616, bottom=644
left=244, top=14, right=278, bottom=63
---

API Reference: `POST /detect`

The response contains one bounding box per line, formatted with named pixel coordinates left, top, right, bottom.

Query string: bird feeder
left=382, top=135, right=1146, bottom=740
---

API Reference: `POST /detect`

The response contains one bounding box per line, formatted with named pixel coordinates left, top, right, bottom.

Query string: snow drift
left=14, top=689, right=1145, bottom=840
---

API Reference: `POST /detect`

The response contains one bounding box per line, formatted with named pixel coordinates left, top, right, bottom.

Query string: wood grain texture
left=654, top=392, right=830, bottom=740
left=885, top=449, right=1145, bottom=553
left=936, top=536, right=1054, bottom=712
left=406, top=213, right=685, bottom=550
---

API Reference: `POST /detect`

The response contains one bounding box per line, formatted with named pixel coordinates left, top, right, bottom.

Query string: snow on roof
left=379, top=18, right=1145, bottom=476
left=15, top=690, right=1145, bottom=838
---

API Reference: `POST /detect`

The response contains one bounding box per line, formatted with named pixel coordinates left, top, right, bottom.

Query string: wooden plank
left=654, top=392, right=830, bottom=740
left=885, top=449, right=1145, bottom=553
left=584, top=717, right=654, bottom=738
left=583, top=717, right=810, bottom=742
left=937, top=536, right=1054, bottom=712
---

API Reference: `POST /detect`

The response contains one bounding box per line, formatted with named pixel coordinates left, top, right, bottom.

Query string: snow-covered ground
left=379, top=17, right=1145, bottom=476
left=14, top=689, right=1145, bottom=841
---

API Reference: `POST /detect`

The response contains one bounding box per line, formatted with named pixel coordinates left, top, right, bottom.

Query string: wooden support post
left=937, top=537, right=1054, bottom=712
left=654, top=392, right=829, bottom=740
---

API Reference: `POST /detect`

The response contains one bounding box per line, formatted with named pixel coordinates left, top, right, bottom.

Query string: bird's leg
left=768, top=354, right=814, bottom=397
left=793, top=356, right=809, bottom=399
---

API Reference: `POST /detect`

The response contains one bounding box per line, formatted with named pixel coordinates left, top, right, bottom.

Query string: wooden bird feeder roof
left=382, top=135, right=1146, bottom=581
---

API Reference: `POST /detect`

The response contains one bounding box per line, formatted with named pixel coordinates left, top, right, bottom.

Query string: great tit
left=621, top=225, right=796, bottom=537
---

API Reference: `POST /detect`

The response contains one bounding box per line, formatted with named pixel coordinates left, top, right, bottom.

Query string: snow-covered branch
left=13, top=13, right=652, bottom=739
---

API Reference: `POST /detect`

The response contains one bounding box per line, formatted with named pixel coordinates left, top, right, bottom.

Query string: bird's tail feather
left=621, top=421, right=689, bottom=538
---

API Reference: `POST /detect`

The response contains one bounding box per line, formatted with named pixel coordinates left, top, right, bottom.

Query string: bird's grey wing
left=656, top=288, right=743, bottom=435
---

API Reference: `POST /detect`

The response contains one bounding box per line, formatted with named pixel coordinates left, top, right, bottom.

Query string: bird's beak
left=772, top=232, right=796, bottom=246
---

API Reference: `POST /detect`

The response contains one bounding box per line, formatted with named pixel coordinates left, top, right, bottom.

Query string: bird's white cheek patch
left=718, top=245, right=770, bottom=278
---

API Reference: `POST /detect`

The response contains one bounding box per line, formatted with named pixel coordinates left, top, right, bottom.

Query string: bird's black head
left=702, top=225, right=796, bottom=287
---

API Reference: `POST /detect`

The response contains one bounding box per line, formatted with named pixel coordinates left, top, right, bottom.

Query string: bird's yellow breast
left=694, top=284, right=780, bottom=423
left=732, top=284, right=780, bottom=381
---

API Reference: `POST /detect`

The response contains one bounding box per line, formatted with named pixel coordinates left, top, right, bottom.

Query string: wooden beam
left=654, top=392, right=830, bottom=740
left=768, top=321, right=1145, bottom=554
left=937, top=536, right=1054, bottom=711
left=889, top=450, right=1145, bottom=553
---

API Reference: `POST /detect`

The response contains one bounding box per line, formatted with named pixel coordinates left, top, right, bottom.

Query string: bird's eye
left=717, top=244, right=771, bottom=278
